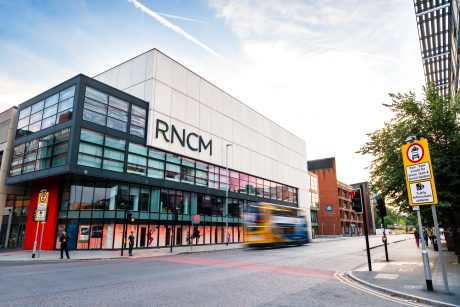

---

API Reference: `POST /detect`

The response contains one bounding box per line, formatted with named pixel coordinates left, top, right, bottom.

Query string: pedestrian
left=423, top=230, right=429, bottom=246
left=226, top=232, right=231, bottom=245
left=128, top=231, right=135, bottom=256
left=414, top=229, right=420, bottom=248
left=59, top=230, right=70, bottom=259
left=427, top=228, right=434, bottom=246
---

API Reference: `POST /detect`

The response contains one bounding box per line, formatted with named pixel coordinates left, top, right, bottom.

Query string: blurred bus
left=244, top=202, right=309, bottom=247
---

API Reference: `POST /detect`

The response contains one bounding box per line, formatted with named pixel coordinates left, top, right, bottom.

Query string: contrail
left=157, top=12, right=208, bottom=24
left=128, top=0, right=225, bottom=60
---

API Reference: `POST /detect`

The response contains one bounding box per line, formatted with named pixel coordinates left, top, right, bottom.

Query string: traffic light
left=351, top=188, right=363, bottom=212
left=127, top=211, right=135, bottom=223
left=376, top=198, right=387, bottom=217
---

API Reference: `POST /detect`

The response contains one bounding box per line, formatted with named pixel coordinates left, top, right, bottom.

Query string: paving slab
left=349, top=238, right=460, bottom=307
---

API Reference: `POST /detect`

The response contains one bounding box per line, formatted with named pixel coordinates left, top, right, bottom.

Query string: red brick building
left=307, top=157, right=363, bottom=236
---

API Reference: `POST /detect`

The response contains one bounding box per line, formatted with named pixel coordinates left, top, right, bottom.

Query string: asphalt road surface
left=0, top=235, right=420, bottom=306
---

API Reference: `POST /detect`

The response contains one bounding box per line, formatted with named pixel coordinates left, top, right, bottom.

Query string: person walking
left=414, top=229, right=420, bottom=248
left=226, top=232, right=231, bottom=246
left=59, top=231, right=70, bottom=259
left=128, top=231, right=135, bottom=256
left=423, top=230, right=429, bottom=246
left=427, top=228, right=434, bottom=246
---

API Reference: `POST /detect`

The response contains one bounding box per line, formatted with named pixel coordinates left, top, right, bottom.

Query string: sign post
left=32, top=190, right=49, bottom=259
left=401, top=138, right=448, bottom=292
left=359, top=184, right=372, bottom=271
left=38, top=222, right=45, bottom=258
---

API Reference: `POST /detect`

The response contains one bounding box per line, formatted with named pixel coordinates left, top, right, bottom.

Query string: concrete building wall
left=94, top=49, right=309, bottom=217
left=0, top=107, right=21, bottom=230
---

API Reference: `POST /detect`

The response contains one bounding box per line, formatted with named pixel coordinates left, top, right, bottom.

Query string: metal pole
left=38, top=222, right=45, bottom=258
left=121, top=208, right=127, bottom=256
left=225, top=144, right=231, bottom=246
left=431, top=204, right=449, bottom=292
left=190, top=222, right=193, bottom=251
left=360, top=184, right=372, bottom=271
left=382, top=216, right=389, bottom=261
left=32, top=221, right=40, bottom=258
left=333, top=224, right=335, bottom=236
left=417, top=208, right=433, bottom=291
left=170, top=208, right=177, bottom=253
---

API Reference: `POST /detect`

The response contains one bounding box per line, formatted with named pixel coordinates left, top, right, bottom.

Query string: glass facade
left=82, top=87, right=146, bottom=137
left=9, top=128, right=70, bottom=176
left=56, top=177, right=245, bottom=249
left=7, top=75, right=301, bottom=251
left=76, top=128, right=298, bottom=203
left=1, top=189, right=31, bottom=248
left=16, top=86, right=74, bottom=138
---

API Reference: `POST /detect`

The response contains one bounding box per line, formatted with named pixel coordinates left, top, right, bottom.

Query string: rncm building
left=5, top=49, right=309, bottom=250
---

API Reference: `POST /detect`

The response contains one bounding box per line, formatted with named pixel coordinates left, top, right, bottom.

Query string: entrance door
left=176, top=227, right=182, bottom=245
left=165, top=227, right=171, bottom=246
left=140, top=227, right=146, bottom=247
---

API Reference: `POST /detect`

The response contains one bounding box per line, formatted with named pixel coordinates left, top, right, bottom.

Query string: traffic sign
left=34, top=189, right=49, bottom=222
left=35, top=210, right=46, bottom=222
left=401, top=139, right=438, bottom=206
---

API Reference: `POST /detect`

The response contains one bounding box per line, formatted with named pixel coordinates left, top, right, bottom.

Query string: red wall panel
left=24, top=183, right=61, bottom=250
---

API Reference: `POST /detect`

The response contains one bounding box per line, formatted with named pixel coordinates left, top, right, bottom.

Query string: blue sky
left=0, top=0, right=425, bottom=184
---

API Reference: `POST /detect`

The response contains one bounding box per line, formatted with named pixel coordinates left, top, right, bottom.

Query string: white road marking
left=334, top=271, right=429, bottom=307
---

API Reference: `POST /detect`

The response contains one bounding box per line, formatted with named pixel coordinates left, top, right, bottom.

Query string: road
left=0, top=235, right=420, bottom=306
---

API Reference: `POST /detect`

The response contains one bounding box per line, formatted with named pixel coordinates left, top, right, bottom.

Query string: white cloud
left=205, top=0, right=424, bottom=183
left=128, top=0, right=226, bottom=60
left=0, top=72, right=45, bottom=109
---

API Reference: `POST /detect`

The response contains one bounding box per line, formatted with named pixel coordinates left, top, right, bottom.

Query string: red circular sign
left=406, top=143, right=424, bottom=163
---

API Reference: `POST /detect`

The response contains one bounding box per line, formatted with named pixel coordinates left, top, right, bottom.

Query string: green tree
left=359, top=84, right=460, bottom=258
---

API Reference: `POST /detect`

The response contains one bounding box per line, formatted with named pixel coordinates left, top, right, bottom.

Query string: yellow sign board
left=401, top=139, right=438, bottom=206
left=34, top=190, right=49, bottom=222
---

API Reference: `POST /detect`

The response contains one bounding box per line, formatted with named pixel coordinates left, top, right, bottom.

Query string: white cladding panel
left=94, top=49, right=308, bottom=210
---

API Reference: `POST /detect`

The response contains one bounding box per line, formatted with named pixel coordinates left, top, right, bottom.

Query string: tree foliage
left=359, top=84, right=460, bottom=225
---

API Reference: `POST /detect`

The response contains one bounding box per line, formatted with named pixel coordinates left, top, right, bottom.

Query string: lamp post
left=170, top=207, right=179, bottom=253
left=225, top=144, right=232, bottom=245
left=120, top=203, right=126, bottom=256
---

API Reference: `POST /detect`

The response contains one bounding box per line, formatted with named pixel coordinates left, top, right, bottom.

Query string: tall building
left=307, top=157, right=363, bottom=236
left=413, top=0, right=460, bottom=97
left=0, top=107, right=28, bottom=248
left=4, top=49, right=309, bottom=250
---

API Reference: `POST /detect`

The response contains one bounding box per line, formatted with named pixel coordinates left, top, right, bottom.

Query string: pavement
left=1, top=235, right=459, bottom=306
left=349, top=237, right=460, bottom=307
left=0, top=243, right=246, bottom=262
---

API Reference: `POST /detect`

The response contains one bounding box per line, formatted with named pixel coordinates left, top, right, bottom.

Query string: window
left=16, top=86, right=74, bottom=138
left=9, top=128, right=70, bottom=176
left=130, top=105, right=146, bottom=137
left=127, top=143, right=147, bottom=176
left=82, top=86, right=146, bottom=136
left=77, top=130, right=103, bottom=168
left=77, top=129, right=125, bottom=172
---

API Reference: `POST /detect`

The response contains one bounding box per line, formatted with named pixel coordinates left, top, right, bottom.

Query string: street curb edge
left=347, top=271, right=459, bottom=307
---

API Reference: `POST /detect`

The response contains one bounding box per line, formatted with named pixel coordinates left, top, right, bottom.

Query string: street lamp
left=120, top=203, right=126, bottom=256
left=225, top=143, right=232, bottom=246
left=170, top=206, right=179, bottom=253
